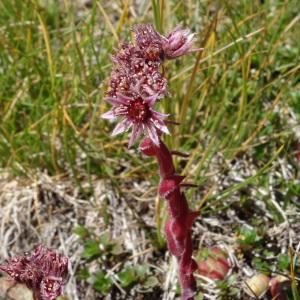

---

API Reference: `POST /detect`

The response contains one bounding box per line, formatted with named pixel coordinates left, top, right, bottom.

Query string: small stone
left=244, top=273, right=270, bottom=298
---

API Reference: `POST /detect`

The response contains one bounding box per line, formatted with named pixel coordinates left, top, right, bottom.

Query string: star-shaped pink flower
left=102, top=92, right=169, bottom=147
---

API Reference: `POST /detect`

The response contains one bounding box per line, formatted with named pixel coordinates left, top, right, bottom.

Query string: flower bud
left=139, top=137, right=158, bottom=156
left=162, top=27, right=196, bottom=59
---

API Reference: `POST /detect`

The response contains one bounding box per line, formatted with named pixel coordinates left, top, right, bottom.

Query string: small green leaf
left=252, top=257, right=270, bottom=274
left=278, top=254, right=290, bottom=271
left=82, top=240, right=101, bottom=259
left=237, top=226, right=261, bottom=246
left=93, top=271, right=113, bottom=295
left=118, top=267, right=137, bottom=288
left=135, top=264, right=148, bottom=279
left=74, top=226, right=89, bottom=239
left=99, top=232, right=110, bottom=246
left=111, top=243, right=123, bottom=255
left=195, top=293, right=204, bottom=300
left=143, top=276, right=159, bottom=289
left=78, top=267, right=90, bottom=280
left=227, top=274, right=237, bottom=285
left=104, top=165, right=114, bottom=176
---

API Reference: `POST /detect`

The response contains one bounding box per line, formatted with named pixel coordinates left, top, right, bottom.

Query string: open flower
left=103, top=23, right=201, bottom=300
left=102, top=92, right=169, bottom=147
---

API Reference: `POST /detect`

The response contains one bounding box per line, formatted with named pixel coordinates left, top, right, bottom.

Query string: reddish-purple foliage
left=197, top=247, right=230, bottom=281
left=140, top=137, right=199, bottom=300
left=102, top=24, right=200, bottom=299
left=0, top=245, right=68, bottom=300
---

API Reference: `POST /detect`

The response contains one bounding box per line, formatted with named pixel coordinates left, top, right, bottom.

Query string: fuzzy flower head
left=133, top=24, right=164, bottom=62
left=162, top=27, right=196, bottom=59
left=108, top=42, right=168, bottom=99
left=108, top=62, right=167, bottom=99
left=103, top=24, right=200, bottom=148
left=0, top=245, right=68, bottom=300
left=102, top=91, right=169, bottom=147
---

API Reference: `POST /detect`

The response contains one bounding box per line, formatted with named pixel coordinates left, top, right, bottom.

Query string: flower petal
left=151, top=110, right=169, bottom=119
left=132, top=78, right=144, bottom=94
left=112, top=118, right=132, bottom=136
left=172, top=34, right=195, bottom=57
left=101, top=110, right=116, bottom=119
left=142, top=85, right=156, bottom=96
left=151, top=118, right=170, bottom=135
left=115, top=92, right=133, bottom=103
left=146, top=122, right=160, bottom=146
left=128, top=123, right=143, bottom=148
left=144, top=94, right=159, bottom=107
left=105, top=96, right=128, bottom=106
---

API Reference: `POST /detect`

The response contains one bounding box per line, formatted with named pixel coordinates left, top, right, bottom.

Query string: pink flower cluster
left=102, top=24, right=200, bottom=300
left=0, top=245, right=68, bottom=300
left=102, top=24, right=196, bottom=147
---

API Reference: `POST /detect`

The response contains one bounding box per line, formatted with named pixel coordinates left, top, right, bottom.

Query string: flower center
left=127, top=98, right=151, bottom=122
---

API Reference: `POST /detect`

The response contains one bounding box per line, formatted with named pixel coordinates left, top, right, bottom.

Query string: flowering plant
left=0, top=245, right=68, bottom=300
left=102, top=24, right=201, bottom=300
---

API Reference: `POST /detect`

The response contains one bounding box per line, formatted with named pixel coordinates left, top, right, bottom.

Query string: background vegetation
left=0, top=0, right=299, bottom=299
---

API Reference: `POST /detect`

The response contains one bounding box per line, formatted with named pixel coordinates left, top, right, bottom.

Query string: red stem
left=140, top=138, right=198, bottom=300
left=33, top=290, right=41, bottom=300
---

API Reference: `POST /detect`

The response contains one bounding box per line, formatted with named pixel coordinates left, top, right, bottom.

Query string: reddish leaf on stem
left=140, top=137, right=198, bottom=299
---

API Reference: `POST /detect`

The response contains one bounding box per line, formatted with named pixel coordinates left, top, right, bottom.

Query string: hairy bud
left=162, top=27, right=196, bottom=59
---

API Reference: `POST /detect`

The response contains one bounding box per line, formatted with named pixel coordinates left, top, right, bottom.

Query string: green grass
left=0, top=0, right=299, bottom=298
left=0, top=0, right=299, bottom=181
